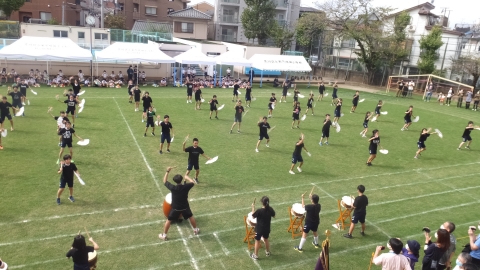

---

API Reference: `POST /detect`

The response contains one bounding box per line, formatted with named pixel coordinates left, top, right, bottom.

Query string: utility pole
left=62, top=1, right=65, bottom=25
left=100, top=0, right=104, bottom=28
left=440, top=37, right=449, bottom=71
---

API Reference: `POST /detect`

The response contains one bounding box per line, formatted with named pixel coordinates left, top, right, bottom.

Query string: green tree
left=418, top=26, right=443, bottom=74
left=295, top=13, right=326, bottom=56
left=241, top=0, right=277, bottom=45
left=0, top=0, right=25, bottom=18
left=271, top=23, right=295, bottom=54
left=105, top=14, right=126, bottom=30
left=450, top=54, right=480, bottom=89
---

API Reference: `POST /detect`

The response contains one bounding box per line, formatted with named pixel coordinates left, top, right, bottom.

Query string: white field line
left=0, top=204, right=157, bottom=227
left=189, top=161, right=480, bottom=202
left=214, top=233, right=230, bottom=255
left=246, top=250, right=263, bottom=270
left=177, top=226, right=199, bottom=270
left=440, top=181, right=478, bottom=201
left=113, top=98, right=163, bottom=194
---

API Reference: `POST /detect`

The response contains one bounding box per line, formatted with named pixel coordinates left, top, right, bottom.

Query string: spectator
left=127, top=65, right=133, bottom=81
left=403, top=240, right=420, bottom=270
left=468, top=225, right=480, bottom=267
left=453, top=252, right=472, bottom=270
left=462, top=263, right=480, bottom=270
left=457, top=89, right=464, bottom=108
left=373, top=238, right=412, bottom=270
left=446, top=87, right=453, bottom=106
left=273, top=77, right=279, bottom=87
left=408, top=80, right=415, bottom=98
left=397, top=80, right=404, bottom=97
left=465, top=90, right=473, bottom=110
left=439, top=221, right=456, bottom=270
left=422, top=228, right=450, bottom=270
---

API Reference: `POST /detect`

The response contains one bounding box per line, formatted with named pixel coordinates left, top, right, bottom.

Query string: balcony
left=221, top=15, right=239, bottom=24
left=221, top=0, right=240, bottom=4
left=275, top=0, right=288, bottom=8
left=133, top=11, right=141, bottom=20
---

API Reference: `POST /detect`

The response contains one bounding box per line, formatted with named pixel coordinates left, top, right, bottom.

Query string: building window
left=94, top=33, right=108, bottom=40
left=174, top=22, right=194, bottom=33
left=40, top=12, right=52, bottom=21
left=53, top=30, right=68, bottom=38
left=146, top=7, right=157, bottom=15
left=167, top=8, right=175, bottom=14
left=78, top=32, right=85, bottom=39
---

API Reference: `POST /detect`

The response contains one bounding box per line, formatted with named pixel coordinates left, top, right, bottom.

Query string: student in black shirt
left=209, top=95, right=219, bottom=119
left=458, top=121, right=479, bottom=150
left=127, top=80, right=134, bottom=103
left=273, top=77, right=279, bottom=87
left=56, top=154, right=80, bottom=204
left=133, top=85, right=141, bottom=112
left=304, top=93, right=314, bottom=116
left=319, top=114, right=332, bottom=146
left=351, top=91, right=360, bottom=113
left=143, top=106, right=157, bottom=137
left=159, top=115, right=174, bottom=154
left=360, top=111, right=372, bottom=138
left=0, top=96, right=14, bottom=131
left=66, top=234, right=99, bottom=269
left=268, top=93, right=277, bottom=118
left=186, top=78, right=193, bottom=104
left=415, top=128, right=438, bottom=159
left=127, top=65, right=133, bottom=81
left=71, top=79, right=81, bottom=96
left=7, top=86, right=23, bottom=116
left=245, top=82, right=253, bottom=108
left=344, top=185, right=368, bottom=238
left=291, top=101, right=301, bottom=129
left=366, top=129, right=383, bottom=166
left=194, top=88, right=203, bottom=110
left=289, top=133, right=309, bottom=174
left=58, top=95, right=78, bottom=127
left=141, top=91, right=153, bottom=122
left=280, top=80, right=289, bottom=103
left=373, top=100, right=383, bottom=122
left=331, top=83, right=339, bottom=106
left=401, top=106, right=415, bottom=131
left=57, top=121, right=84, bottom=165
left=295, top=193, right=321, bottom=252
left=332, top=98, right=342, bottom=126
left=250, top=196, right=275, bottom=260
left=19, top=79, right=30, bottom=106
left=317, top=82, right=326, bottom=101
left=232, top=81, right=240, bottom=102
left=255, top=116, right=271, bottom=153
left=159, top=167, right=200, bottom=240
left=230, top=100, right=244, bottom=133
left=183, top=137, right=211, bottom=183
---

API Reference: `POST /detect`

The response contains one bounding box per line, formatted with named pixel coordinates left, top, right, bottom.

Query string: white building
left=212, top=0, right=300, bottom=44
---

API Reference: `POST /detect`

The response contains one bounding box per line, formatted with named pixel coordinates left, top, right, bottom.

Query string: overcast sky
left=190, top=0, right=479, bottom=27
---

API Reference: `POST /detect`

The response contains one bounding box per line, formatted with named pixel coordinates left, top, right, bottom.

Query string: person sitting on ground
left=160, top=78, right=167, bottom=87
left=373, top=238, right=412, bottom=269
left=273, top=77, right=279, bottom=87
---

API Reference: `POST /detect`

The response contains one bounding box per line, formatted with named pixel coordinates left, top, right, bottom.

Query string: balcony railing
left=222, top=0, right=240, bottom=4
left=276, top=0, right=288, bottom=8
left=221, top=15, right=239, bottom=23
left=133, top=11, right=141, bottom=19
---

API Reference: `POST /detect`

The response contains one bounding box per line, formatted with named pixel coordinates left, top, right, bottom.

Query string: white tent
left=249, top=54, right=312, bottom=72
left=214, top=51, right=252, bottom=67
left=0, top=36, right=92, bottom=61
left=174, top=49, right=216, bottom=65
left=95, top=42, right=174, bottom=63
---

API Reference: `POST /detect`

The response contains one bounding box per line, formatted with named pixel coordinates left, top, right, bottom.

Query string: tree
left=450, top=54, right=480, bottom=89
left=271, top=23, right=295, bottom=54
left=241, top=0, right=277, bottom=45
left=0, top=0, right=24, bottom=19
left=418, top=26, right=443, bottom=74
left=295, top=13, right=326, bottom=56
left=104, top=14, right=126, bottom=30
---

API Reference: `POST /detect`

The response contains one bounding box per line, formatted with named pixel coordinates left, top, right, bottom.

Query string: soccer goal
left=386, top=74, right=474, bottom=99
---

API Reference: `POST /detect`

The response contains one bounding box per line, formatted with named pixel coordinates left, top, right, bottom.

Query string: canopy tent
left=214, top=51, right=253, bottom=85
left=248, top=54, right=312, bottom=87
left=174, top=49, right=216, bottom=84
left=0, top=36, right=92, bottom=61
left=95, top=42, right=174, bottom=63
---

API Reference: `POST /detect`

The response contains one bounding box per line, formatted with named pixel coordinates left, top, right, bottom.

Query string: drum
left=291, top=203, right=306, bottom=217
left=162, top=193, right=183, bottom=220
left=88, top=250, right=97, bottom=270
left=341, top=196, right=354, bottom=209
left=247, top=212, right=257, bottom=227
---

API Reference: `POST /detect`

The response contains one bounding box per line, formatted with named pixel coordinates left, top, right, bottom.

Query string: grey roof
left=167, top=7, right=212, bottom=20
left=132, top=21, right=173, bottom=33
left=299, top=6, right=321, bottom=13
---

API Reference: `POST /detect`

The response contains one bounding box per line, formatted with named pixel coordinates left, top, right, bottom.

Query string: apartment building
left=212, top=0, right=300, bottom=43
left=9, top=0, right=82, bottom=26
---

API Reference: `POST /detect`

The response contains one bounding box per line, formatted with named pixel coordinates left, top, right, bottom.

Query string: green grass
left=1, top=84, right=480, bottom=270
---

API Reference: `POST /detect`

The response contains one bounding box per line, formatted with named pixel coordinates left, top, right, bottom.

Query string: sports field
left=1, top=84, right=479, bottom=269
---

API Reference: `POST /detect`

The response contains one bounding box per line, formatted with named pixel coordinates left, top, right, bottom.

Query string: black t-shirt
left=404, top=110, right=412, bottom=120
left=185, top=146, right=204, bottom=163
left=269, top=97, right=276, bottom=104
left=127, top=68, right=133, bottom=75
left=364, top=115, right=370, bottom=124
left=186, top=83, right=193, bottom=93
left=65, top=93, right=77, bottom=99
left=375, top=104, right=382, bottom=112
left=209, top=99, right=218, bottom=110
left=353, top=94, right=359, bottom=102
left=160, top=121, right=172, bottom=134
left=305, top=203, right=321, bottom=225
left=322, top=119, right=332, bottom=131
left=246, top=87, right=252, bottom=96
left=59, top=128, right=75, bottom=143
left=252, top=207, right=275, bottom=232
left=258, top=122, right=270, bottom=135
left=72, top=83, right=81, bottom=93
left=332, top=87, right=338, bottom=96
left=418, top=133, right=430, bottom=142
left=319, top=85, right=325, bottom=92
left=9, top=91, right=23, bottom=103
left=233, top=84, right=239, bottom=92
left=128, top=84, right=134, bottom=93
left=293, top=90, right=299, bottom=98
left=292, top=106, right=300, bottom=117
left=19, top=83, right=28, bottom=92
left=142, top=96, right=152, bottom=108
left=463, top=127, right=473, bottom=137
left=61, top=162, right=78, bottom=181
left=195, top=89, right=202, bottom=99
left=335, top=103, right=342, bottom=112
left=293, top=142, right=303, bottom=156
left=283, top=84, right=289, bottom=92
left=64, top=99, right=77, bottom=109
left=133, top=89, right=141, bottom=99
left=235, top=105, right=244, bottom=117
left=307, top=98, right=313, bottom=107
left=165, top=181, right=194, bottom=210
left=353, top=195, right=368, bottom=215
left=0, top=102, right=12, bottom=115
left=66, top=246, right=94, bottom=264
left=369, top=136, right=380, bottom=151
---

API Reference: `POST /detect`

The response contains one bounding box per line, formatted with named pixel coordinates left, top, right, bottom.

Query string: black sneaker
left=360, top=232, right=365, bottom=236
left=56, top=198, right=61, bottom=205
left=312, top=242, right=320, bottom=248
left=229, top=130, right=232, bottom=134
left=167, top=149, right=170, bottom=153
left=159, top=151, right=163, bottom=154
left=343, top=234, right=352, bottom=239
left=194, top=178, right=199, bottom=184
left=367, top=163, right=372, bottom=166
left=294, top=246, right=303, bottom=253
left=215, top=116, right=218, bottom=119
left=151, top=132, right=155, bottom=136
left=144, top=133, right=146, bottom=137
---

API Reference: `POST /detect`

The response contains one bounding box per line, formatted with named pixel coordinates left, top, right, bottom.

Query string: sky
left=189, top=0, right=479, bottom=27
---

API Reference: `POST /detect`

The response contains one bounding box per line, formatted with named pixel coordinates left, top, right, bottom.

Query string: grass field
left=1, top=83, right=480, bottom=270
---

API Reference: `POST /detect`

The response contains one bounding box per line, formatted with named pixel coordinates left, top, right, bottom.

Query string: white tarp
left=249, top=54, right=312, bottom=72
left=0, top=36, right=92, bottom=61
left=214, top=51, right=252, bottom=67
left=95, top=42, right=174, bottom=63
left=174, top=48, right=216, bottom=65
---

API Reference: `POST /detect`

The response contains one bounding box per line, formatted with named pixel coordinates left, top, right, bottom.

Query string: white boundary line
left=113, top=98, right=163, bottom=193
left=213, top=233, right=230, bottom=255
left=246, top=250, right=263, bottom=270
left=177, top=226, right=199, bottom=270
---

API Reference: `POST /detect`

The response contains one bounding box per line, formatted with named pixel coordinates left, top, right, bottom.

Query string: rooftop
left=168, top=7, right=212, bottom=20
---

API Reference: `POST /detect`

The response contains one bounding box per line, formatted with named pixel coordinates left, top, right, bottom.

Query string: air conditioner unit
left=407, top=25, right=415, bottom=32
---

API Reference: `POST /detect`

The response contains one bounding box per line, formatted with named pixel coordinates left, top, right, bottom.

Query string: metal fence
left=110, top=29, right=172, bottom=43
left=0, top=21, right=20, bottom=39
